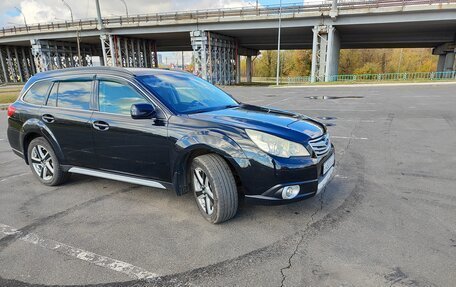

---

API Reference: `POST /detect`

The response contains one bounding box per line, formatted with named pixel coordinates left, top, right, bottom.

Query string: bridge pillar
left=100, top=34, right=158, bottom=68
left=190, top=30, right=238, bottom=85
left=325, top=26, right=340, bottom=82
left=433, top=43, right=455, bottom=72
left=311, top=25, right=340, bottom=82
left=0, top=45, right=35, bottom=83
left=246, top=55, right=252, bottom=83
left=443, top=52, right=455, bottom=71
left=437, top=55, right=446, bottom=72
left=31, top=39, right=100, bottom=73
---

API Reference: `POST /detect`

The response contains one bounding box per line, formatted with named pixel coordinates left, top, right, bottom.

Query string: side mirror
left=130, top=103, right=156, bottom=119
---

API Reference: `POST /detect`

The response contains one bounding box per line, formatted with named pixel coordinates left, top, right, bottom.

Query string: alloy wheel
left=30, top=145, right=54, bottom=181
left=193, top=167, right=214, bottom=215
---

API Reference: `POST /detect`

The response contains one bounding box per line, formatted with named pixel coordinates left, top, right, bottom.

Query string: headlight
left=246, top=129, right=310, bottom=158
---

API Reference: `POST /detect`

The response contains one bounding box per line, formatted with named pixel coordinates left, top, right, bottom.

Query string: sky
left=0, top=0, right=305, bottom=27
left=0, top=0, right=307, bottom=64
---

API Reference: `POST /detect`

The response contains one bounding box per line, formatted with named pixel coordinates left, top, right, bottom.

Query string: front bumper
left=243, top=148, right=335, bottom=205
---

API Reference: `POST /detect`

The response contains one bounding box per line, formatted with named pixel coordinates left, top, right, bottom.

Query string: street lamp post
left=60, top=0, right=79, bottom=66
left=119, top=0, right=129, bottom=17
left=14, top=7, right=27, bottom=27
left=95, top=0, right=104, bottom=30
left=275, top=0, right=282, bottom=86
left=61, top=0, right=74, bottom=22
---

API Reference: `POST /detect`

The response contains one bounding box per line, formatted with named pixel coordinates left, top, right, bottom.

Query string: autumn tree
left=251, top=48, right=437, bottom=77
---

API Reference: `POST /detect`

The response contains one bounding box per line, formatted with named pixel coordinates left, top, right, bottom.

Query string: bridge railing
left=248, top=71, right=456, bottom=84
left=1, top=0, right=454, bottom=37
left=329, top=71, right=456, bottom=82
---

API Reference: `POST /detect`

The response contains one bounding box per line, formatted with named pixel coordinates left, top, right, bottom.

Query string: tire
left=191, top=154, right=238, bottom=224
left=27, top=137, right=69, bottom=186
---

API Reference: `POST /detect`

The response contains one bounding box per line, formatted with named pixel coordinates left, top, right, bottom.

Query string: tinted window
left=98, top=81, right=147, bottom=115
left=46, top=82, right=58, bottom=107
left=23, top=81, right=51, bottom=105
left=57, top=81, right=92, bottom=110
left=138, top=72, right=238, bottom=114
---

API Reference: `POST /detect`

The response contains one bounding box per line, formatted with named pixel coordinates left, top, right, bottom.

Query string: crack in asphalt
left=279, top=233, right=305, bottom=287
left=0, top=161, right=364, bottom=287
left=277, top=116, right=362, bottom=287
left=0, top=142, right=365, bottom=287
left=0, top=185, right=139, bottom=253
left=279, top=188, right=326, bottom=287
left=277, top=116, right=361, bottom=287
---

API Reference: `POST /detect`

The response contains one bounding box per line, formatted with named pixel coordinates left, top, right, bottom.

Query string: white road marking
left=0, top=158, right=20, bottom=165
left=0, top=139, right=5, bottom=141
left=331, top=136, right=368, bottom=140
left=0, top=172, right=29, bottom=182
left=0, top=223, right=158, bottom=280
left=335, top=174, right=349, bottom=179
left=243, top=98, right=266, bottom=104
left=333, top=119, right=375, bottom=123
left=265, top=96, right=292, bottom=106
left=296, top=109, right=376, bottom=112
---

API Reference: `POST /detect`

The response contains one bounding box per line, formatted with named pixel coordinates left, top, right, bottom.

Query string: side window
left=57, top=81, right=92, bottom=110
left=98, top=80, right=147, bottom=115
left=46, top=82, right=58, bottom=107
left=23, top=81, right=51, bottom=105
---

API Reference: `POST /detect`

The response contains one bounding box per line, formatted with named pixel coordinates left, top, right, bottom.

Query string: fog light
left=281, top=185, right=300, bottom=199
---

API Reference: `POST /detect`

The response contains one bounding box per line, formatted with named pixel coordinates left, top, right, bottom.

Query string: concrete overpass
left=0, top=0, right=455, bottom=84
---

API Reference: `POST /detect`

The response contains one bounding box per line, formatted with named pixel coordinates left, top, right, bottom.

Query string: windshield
left=138, top=72, right=239, bottom=114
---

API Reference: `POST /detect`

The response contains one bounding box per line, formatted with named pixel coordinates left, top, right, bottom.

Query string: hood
left=188, top=104, right=325, bottom=141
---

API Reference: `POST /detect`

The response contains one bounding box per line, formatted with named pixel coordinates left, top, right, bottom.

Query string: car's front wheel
left=191, top=154, right=238, bottom=224
left=27, top=137, right=69, bottom=186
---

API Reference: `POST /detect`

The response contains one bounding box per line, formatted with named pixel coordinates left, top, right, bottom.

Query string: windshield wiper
left=186, top=104, right=239, bottom=114
left=223, top=104, right=239, bottom=109
left=185, top=108, right=212, bottom=114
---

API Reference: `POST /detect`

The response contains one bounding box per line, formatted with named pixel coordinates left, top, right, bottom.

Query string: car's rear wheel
left=191, top=154, right=238, bottom=224
left=27, top=137, right=69, bottom=186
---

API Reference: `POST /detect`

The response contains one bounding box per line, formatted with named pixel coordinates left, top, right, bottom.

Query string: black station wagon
left=7, top=67, right=335, bottom=223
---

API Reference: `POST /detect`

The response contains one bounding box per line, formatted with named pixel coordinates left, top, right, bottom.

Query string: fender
left=21, top=118, right=65, bottom=165
left=172, top=129, right=250, bottom=195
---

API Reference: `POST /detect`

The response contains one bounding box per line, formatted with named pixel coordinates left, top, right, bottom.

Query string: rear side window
left=98, top=80, right=147, bottom=115
left=50, top=81, right=92, bottom=110
left=23, top=81, right=51, bottom=105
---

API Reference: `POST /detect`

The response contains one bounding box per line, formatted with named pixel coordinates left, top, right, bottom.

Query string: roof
left=30, top=66, right=189, bottom=80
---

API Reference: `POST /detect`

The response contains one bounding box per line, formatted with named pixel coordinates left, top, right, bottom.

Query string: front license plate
left=323, top=154, right=335, bottom=175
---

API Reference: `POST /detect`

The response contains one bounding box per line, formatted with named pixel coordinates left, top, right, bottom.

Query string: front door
left=90, top=77, right=171, bottom=182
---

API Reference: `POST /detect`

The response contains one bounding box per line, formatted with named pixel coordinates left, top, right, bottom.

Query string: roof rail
left=34, top=66, right=135, bottom=77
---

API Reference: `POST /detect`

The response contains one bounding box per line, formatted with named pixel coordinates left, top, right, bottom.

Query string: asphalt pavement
left=0, top=82, right=455, bottom=287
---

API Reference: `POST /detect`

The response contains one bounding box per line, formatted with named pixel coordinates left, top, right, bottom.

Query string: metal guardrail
left=1, top=0, right=455, bottom=36
left=248, top=71, right=456, bottom=84
left=329, top=71, right=456, bottom=82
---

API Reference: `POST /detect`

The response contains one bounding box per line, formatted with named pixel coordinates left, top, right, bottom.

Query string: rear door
left=40, top=76, right=96, bottom=168
left=9, top=80, right=52, bottom=151
left=90, top=76, right=171, bottom=181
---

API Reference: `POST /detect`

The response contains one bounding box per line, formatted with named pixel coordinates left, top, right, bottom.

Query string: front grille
left=308, top=134, right=331, bottom=157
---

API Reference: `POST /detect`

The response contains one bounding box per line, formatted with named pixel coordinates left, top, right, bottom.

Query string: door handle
left=42, top=114, right=55, bottom=123
left=92, top=120, right=110, bottom=131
